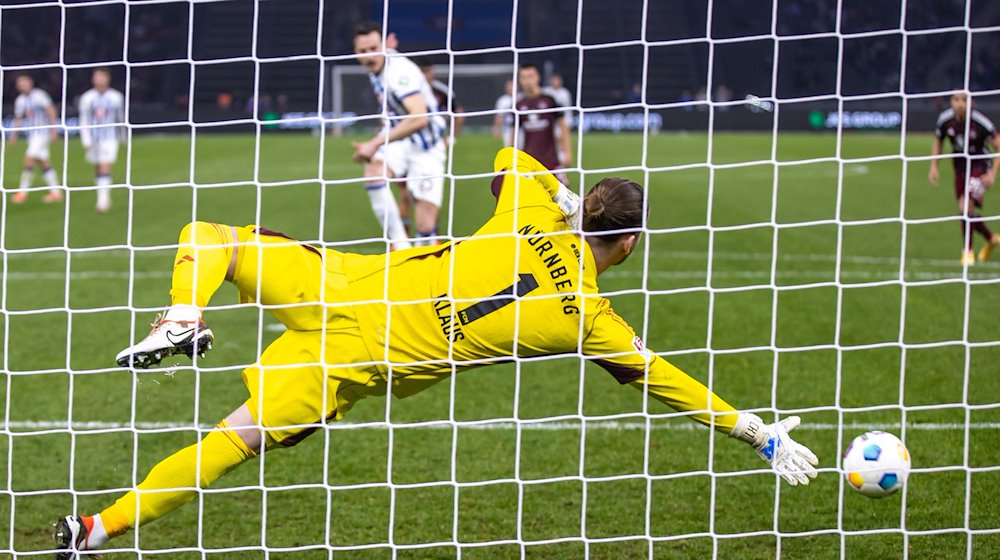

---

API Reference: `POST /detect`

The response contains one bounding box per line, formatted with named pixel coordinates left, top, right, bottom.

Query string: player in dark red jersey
left=513, top=63, right=572, bottom=184
left=929, top=92, right=1000, bottom=265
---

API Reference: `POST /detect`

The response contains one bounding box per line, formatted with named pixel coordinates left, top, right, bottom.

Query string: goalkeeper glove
left=731, top=413, right=819, bottom=486
left=552, top=183, right=582, bottom=230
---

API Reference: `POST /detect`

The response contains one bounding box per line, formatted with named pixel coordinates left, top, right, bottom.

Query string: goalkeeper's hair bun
left=582, top=177, right=645, bottom=238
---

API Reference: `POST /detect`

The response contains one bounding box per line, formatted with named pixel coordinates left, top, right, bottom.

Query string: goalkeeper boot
left=962, top=249, right=976, bottom=267
left=115, top=312, right=213, bottom=369
left=53, top=515, right=93, bottom=559
left=979, top=234, right=1000, bottom=262
left=11, top=190, right=27, bottom=204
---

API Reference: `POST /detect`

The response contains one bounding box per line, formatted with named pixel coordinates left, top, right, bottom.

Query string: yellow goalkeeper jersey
left=332, top=148, right=737, bottom=430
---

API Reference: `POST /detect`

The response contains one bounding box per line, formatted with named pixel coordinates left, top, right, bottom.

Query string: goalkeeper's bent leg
left=170, top=221, right=242, bottom=308
left=90, top=416, right=257, bottom=547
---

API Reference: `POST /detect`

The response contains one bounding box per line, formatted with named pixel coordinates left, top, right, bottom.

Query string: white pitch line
left=4, top=269, right=999, bottom=283
left=1, top=420, right=996, bottom=432
left=605, top=270, right=1000, bottom=281
left=653, top=249, right=1000, bottom=269
left=2, top=271, right=171, bottom=281
left=7, top=247, right=999, bottom=270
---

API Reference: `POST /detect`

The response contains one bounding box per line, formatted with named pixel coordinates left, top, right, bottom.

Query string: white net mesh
left=0, top=0, right=999, bottom=558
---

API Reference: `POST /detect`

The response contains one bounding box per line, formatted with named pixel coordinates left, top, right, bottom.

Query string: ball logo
left=897, top=443, right=909, bottom=461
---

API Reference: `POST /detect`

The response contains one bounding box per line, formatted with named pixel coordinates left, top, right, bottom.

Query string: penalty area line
left=1, top=420, right=998, bottom=432
left=6, top=269, right=1000, bottom=282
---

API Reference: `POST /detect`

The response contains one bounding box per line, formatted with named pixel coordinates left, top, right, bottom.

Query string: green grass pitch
left=1, top=130, right=999, bottom=559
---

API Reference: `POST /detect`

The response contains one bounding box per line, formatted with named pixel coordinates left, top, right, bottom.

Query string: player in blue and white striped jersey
left=78, top=68, right=125, bottom=213
left=352, top=22, right=448, bottom=249
left=8, top=75, right=62, bottom=204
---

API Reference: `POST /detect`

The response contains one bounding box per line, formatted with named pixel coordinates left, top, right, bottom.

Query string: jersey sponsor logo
left=522, top=112, right=550, bottom=132
left=632, top=336, right=652, bottom=362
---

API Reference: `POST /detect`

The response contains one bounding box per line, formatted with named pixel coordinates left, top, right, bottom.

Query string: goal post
left=329, top=63, right=515, bottom=135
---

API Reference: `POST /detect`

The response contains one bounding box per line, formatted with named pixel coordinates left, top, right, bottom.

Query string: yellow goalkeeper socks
left=170, top=221, right=237, bottom=308
left=97, top=420, right=257, bottom=540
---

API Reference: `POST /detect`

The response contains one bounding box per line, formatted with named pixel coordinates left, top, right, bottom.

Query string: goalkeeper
left=54, top=148, right=819, bottom=558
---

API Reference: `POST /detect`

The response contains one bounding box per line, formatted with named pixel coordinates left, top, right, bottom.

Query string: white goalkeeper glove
left=552, top=183, right=582, bottom=230
left=731, top=413, right=819, bottom=486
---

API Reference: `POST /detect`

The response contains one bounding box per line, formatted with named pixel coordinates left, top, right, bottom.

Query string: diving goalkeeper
left=53, top=148, right=818, bottom=558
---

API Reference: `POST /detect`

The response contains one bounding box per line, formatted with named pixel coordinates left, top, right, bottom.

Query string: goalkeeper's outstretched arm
left=583, top=297, right=819, bottom=486
left=559, top=157, right=820, bottom=486
left=493, top=147, right=821, bottom=486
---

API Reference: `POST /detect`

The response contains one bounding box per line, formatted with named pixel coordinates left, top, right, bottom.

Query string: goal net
left=1, top=0, right=999, bottom=559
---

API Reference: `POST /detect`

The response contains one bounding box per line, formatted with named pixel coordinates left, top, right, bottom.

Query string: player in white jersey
left=544, top=74, right=574, bottom=120
left=544, top=74, right=575, bottom=168
left=493, top=79, right=515, bottom=147
left=352, top=22, right=448, bottom=249
left=78, top=68, right=125, bottom=213
left=8, top=75, right=62, bottom=204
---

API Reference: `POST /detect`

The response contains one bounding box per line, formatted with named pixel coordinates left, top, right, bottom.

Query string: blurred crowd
left=1, top=0, right=994, bottom=117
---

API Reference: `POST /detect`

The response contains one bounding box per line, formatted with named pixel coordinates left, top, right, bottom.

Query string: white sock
left=84, top=514, right=109, bottom=549
left=19, top=169, right=34, bottom=190
left=96, top=175, right=111, bottom=208
left=414, top=228, right=438, bottom=247
left=164, top=303, right=201, bottom=324
left=366, top=183, right=411, bottom=249
left=43, top=167, right=59, bottom=188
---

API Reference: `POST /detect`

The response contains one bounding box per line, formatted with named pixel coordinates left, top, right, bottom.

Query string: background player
left=419, top=59, right=465, bottom=139
left=391, top=59, right=465, bottom=235
left=492, top=79, right=515, bottom=146
left=544, top=73, right=574, bottom=173
left=352, top=22, right=447, bottom=248
left=513, top=63, right=572, bottom=183
left=929, top=92, right=1000, bottom=265
left=8, top=75, right=62, bottom=204
left=54, top=149, right=818, bottom=558
left=78, top=67, right=125, bottom=213
left=544, top=73, right=573, bottom=119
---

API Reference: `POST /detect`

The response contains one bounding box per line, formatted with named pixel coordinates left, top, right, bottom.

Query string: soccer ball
left=843, top=431, right=911, bottom=498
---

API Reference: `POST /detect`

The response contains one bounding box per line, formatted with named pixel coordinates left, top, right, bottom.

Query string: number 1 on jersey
left=458, top=274, right=539, bottom=325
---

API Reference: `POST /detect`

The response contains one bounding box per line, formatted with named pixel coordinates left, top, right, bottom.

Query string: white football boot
left=116, top=311, right=213, bottom=369
left=52, top=515, right=89, bottom=559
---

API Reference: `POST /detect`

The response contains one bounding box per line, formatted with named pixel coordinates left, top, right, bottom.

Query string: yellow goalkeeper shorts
left=230, top=227, right=388, bottom=447
left=242, top=312, right=387, bottom=448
